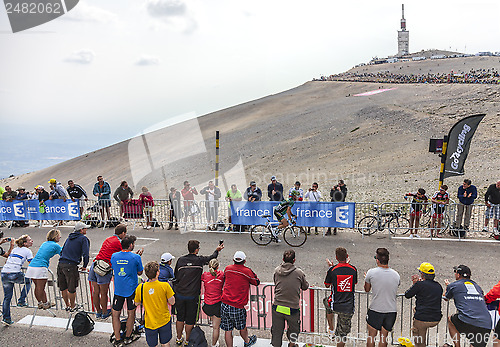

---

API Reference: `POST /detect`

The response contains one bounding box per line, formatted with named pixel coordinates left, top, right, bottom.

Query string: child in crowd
left=159, top=253, right=175, bottom=284
left=139, top=186, right=155, bottom=230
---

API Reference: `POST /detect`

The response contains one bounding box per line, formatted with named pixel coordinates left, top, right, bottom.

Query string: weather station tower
left=397, top=4, right=409, bottom=56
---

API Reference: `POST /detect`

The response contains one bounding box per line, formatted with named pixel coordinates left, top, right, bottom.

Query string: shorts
left=333, top=311, right=354, bottom=337
left=98, top=199, right=111, bottom=207
left=366, top=309, right=397, bottom=332
left=145, top=321, right=172, bottom=347
left=220, top=302, right=247, bottom=331
left=274, top=210, right=286, bottom=222
left=410, top=206, right=423, bottom=217
left=495, top=319, right=500, bottom=339
left=450, top=314, right=490, bottom=347
left=88, top=262, right=113, bottom=285
left=432, top=207, right=445, bottom=218
left=57, top=263, right=80, bottom=293
left=202, top=301, right=222, bottom=318
left=112, top=293, right=136, bottom=311
left=486, top=204, right=500, bottom=220
left=25, top=266, right=48, bottom=279
left=175, top=296, right=200, bottom=325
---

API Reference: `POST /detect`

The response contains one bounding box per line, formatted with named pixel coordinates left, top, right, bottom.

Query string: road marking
left=391, top=236, right=498, bottom=243
left=136, top=237, right=160, bottom=248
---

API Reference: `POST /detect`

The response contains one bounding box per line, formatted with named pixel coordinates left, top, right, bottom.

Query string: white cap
left=161, top=252, right=174, bottom=263
left=233, top=251, right=246, bottom=262
left=74, top=221, right=91, bottom=231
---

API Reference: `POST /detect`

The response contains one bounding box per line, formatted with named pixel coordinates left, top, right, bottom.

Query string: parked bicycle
left=419, top=206, right=451, bottom=234
left=357, top=207, right=410, bottom=236
left=250, top=215, right=307, bottom=247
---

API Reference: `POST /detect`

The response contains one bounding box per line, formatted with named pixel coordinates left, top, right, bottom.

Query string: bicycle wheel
left=438, top=213, right=451, bottom=235
left=283, top=226, right=307, bottom=247
left=250, top=225, right=273, bottom=246
left=357, top=216, right=379, bottom=235
left=388, top=216, right=410, bottom=235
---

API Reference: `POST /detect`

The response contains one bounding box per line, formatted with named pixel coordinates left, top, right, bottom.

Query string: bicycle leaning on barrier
left=357, top=206, right=410, bottom=236
left=250, top=215, right=307, bottom=247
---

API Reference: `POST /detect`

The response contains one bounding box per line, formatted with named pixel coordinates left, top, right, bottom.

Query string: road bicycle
left=250, top=215, right=307, bottom=247
left=357, top=207, right=410, bottom=236
left=419, top=205, right=451, bottom=234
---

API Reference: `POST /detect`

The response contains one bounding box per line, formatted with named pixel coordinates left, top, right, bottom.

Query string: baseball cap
left=453, top=265, right=471, bottom=278
left=250, top=181, right=256, bottom=186
left=74, top=221, right=91, bottom=231
left=17, top=187, right=25, bottom=191
left=418, top=262, right=435, bottom=274
left=271, top=176, right=277, bottom=180
left=36, top=185, right=44, bottom=190
left=48, top=179, right=57, bottom=184
left=161, top=252, right=174, bottom=263
left=233, top=251, right=246, bottom=262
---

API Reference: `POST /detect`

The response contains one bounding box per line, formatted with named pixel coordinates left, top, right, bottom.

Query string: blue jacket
left=159, top=263, right=175, bottom=282
left=59, top=231, right=90, bottom=267
left=457, top=185, right=477, bottom=205
left=93, top=181, right=111, bottom=200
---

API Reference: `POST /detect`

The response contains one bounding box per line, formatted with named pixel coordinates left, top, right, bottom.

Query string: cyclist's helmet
left=290, top=190, right=300, bottom=197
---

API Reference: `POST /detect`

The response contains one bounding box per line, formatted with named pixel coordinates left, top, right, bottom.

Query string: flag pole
left=438, top=135, right=448, bottom=189
left=215, top=131, right=220, bottom=187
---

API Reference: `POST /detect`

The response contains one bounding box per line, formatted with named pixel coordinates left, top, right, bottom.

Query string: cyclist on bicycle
left=430, top=185, right=449, bottom=237
left=405, top=188, right=428, bottom=238
left=274, top=190, right=299, bottom=231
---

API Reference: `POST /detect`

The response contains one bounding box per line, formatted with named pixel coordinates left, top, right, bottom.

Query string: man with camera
left=328, top=180, right=348, bottom=235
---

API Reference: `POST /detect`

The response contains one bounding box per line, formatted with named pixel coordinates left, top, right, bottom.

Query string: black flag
left=444, top=114, right=485, bottom=179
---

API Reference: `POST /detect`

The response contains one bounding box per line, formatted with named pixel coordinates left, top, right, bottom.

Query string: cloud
left=64, top=50, right=95, bottom=64
left=63, top=3, right=118, bottom=24
left=146, top=0, right=187, bottom=18
left=135, top=55, right=161, bottom=66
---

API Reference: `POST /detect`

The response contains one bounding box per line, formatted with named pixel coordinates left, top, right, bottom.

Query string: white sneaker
left=146, top=226, right=151, bottom=230
left=482, top=228, right=489, bottom=233
left=415, top=234, right=421, bottom=238
left=408, top=234, right=414, bottom=239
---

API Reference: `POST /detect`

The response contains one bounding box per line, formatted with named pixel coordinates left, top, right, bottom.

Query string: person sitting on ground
left=274, top=190, right=299, bottom=232
left=404, top=263, right=442, bottom=347
left=430, top=185, right=449, bottom=237
left=139, top=186, right=155, bottom=229
left=444, top=265, right=492, bottom=347
left=159, top=252, right=175, bottom=284
left=2, top=186, right=17, bottom=202
left=405, top=188, right=428, bottom=238
left=25, top=229, right=62, bottom=310
left=201, top=258, right=224, bottom=347
left=135, top=261, right=175, bottom=347
left=1, top=235, right=33, bottom=326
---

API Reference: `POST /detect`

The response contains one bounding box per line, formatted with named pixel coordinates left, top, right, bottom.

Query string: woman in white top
left=1, top=234, right=33, bottom=325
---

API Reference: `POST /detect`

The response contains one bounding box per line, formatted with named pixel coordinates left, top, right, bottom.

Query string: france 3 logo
left=3, top=0, right=79, bottom=33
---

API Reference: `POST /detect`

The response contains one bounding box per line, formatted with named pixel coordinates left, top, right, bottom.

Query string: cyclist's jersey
left=274, top=198, right=295, bottom=216
left=407, top=192, right=428, bottom=211
left=432, top=191, right=449, bottom=214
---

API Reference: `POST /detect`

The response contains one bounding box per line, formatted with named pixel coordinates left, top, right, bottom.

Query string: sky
left=0, top=0, right=499, bottom=178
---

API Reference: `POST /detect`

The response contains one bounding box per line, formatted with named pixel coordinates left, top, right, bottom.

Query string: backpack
left=72, top=311, right=94, bottom=336
left=109, top=318, right=144, bottom=343
left=187, top=326, right=208, bottom=347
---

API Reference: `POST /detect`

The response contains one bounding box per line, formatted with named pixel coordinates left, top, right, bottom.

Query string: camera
left=219, top=240, right=224, bottom=245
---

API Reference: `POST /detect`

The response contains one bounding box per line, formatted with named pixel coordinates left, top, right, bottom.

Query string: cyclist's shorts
left=274, top=210, right=285, bottom=222
left=432, top=211, right=444, bottom=219
left=410, top=206, right=423, bottom=217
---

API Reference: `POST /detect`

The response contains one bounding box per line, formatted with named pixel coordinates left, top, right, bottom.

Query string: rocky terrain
left=2, top=56, right=499, bottom=202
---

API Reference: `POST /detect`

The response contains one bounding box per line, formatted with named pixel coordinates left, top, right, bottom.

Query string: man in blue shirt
left=444, top=265, right=492, bottom=347
left=453, top=179, right=477, bottom=232
left=111, top=235, right=144, bottom=346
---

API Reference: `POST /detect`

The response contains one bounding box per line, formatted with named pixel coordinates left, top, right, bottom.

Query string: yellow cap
left=418, top=262, right=435, bottom=275
left=48, top=179, right=57, bottom=184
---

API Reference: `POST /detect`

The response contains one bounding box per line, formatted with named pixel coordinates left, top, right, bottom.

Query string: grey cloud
left=147, top=0, right=187, bottom=18
left=135, top=55, right=160, bottom=66
left=64, top=50, right=95, bottom=64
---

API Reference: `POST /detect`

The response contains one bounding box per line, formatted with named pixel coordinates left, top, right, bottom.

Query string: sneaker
left=244, top=335, right=257, bottom=347
left=37, top=302, right=44, bottom=309
left=146, top=226, right=152, bottom=230
left=124, top=333, right=141, bottom=344
left=65, top=306, right=71, bottom=312
left=2, top=318, right=14, bottom=326
left=306, top=230, right=311, bottom=235
left=96, top=312, right=102, bottom=319
left=113, top=339, right=125, bottom=347
left=415, top=234, right=421, bottom=238
left=42, top=302, right=55, bottom=309
left=69, top=304, right=83, bottom=312
left=333, top=228, right=337, bottom=235
left=101, top=309, right=112, bottom=319
left=408, top=234, right=414, bottom=239
left=17, top=301, right=28, bottom=307
left=176, top=338, right=184, bottom=346
left=275, top=238, right=282, bottom=243
left=183, top=341, right=189, bottom=347
left=482, top=227, right=488, bottom=233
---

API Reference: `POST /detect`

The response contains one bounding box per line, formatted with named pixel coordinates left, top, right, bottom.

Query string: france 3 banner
left=230, top=201, right=355, bottom=228
left=0, top=200, right=81, bottom=221
left=444, top=114, right=485, bottom=178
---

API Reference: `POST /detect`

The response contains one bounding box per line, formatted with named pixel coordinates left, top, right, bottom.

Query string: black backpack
left=72, top=311, right=94, bottom=336
left=187, top=326, right=208, bottom=347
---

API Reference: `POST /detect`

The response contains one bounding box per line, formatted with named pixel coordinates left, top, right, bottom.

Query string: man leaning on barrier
left=57, top=221, right=90, bottom=312
left=89, top=223, right=128, bottom=320
left=443, top=265, right=492, bottom=347
left=404, top=262, right=442, bottom=347
left=324, top=247, right=357, bottom=347
left=364, top=248, right=400, bottom=347
left=271, top=249, right=309, bottom=347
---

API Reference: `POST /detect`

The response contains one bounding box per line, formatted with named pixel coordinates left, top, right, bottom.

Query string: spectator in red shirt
left=88, top=224, right=127, bottom=319
left=181, top=181, right=198, bottom=227
left=202, top=259, right=224, bottom=347
left=484, top=279, right=500, bottom=347
left=221, top=251, right=259, bottom=347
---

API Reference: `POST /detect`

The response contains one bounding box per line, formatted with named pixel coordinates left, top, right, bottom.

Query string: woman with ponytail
left=201, top=258, right=224, bottom=347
